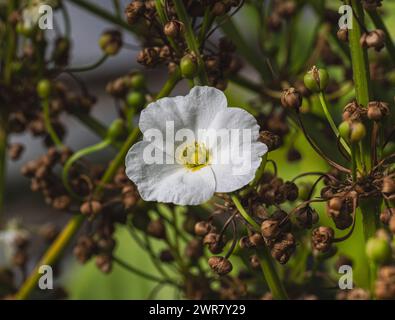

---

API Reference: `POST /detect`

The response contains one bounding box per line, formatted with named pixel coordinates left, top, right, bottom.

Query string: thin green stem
left=230, top=194, right=288, bottom=300
left=42, top=99, right=63, bottom=147
left=64, top=54, right=108, bottom=73
left=112, top=0, right=121, bottom=19
left=318, top=92, right=351, bottom=155
left=198, top=7, right=214, bottom=44
left=173, top=0, right=208, bottom=85
left=250, top=153, right=268, bottom=186
left=112, top=256, right=178, bottom=287
left=62, top=139, right=111, bottom=199
left=68, top=0, right=137, bottom=34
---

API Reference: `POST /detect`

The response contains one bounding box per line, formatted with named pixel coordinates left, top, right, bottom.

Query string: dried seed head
left=208, top=256, right=233, bottom=275
left=337, top=27, right=348, bottom=42
left=295, top=206, right=319, bottom=229
left=249, top=233, right=265, bottom=247
left=147, top=219, right=166, bottom=239
left=367, top=101, right=389, bottom=121
left=194, top=221, right=212, bottom=236
left=380, top=208, right=394, bottom=225
left=80, top=201, right=103, bottom=216
left=95, top=254, right=112, bottom=274
left=261, top=219, right=281, bottom=240
left=125, top=1, right=145, bottom=25
left=382, top=177, right=395, bottom=195
left=163, top=20, right=184, bottom=38
left=52, top=195, right=71, bottom=211
left=312, top=226, right=334, bottom=252
left=270, top=232, right=296, bottom=264
left=258, top=131, right=281, bottom=152
left=281, top=87, right=302, bottom=110
left=360, top=29, right=386, bottom=51
left=8, top=143, right=24, bottom=161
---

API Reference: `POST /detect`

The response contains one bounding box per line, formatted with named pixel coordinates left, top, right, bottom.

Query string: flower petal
left=139, top=86, right=228, bottom=136
left=125, top=141, right=216, bottom=205
left=205, top=107, right=267, bottom=193
left=211, top=141, right=267, bottom=193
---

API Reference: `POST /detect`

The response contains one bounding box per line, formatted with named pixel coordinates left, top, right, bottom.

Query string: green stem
left=64, top=54, right=108, bottom=73
left=230, top=194, right=288, bottom=300
left=347, top=0, right=380, bottom=292
left=42, top=99, right=62, bottom=147
left=351, top=143, right=358, bottom=181
left=173, top=0, right=208, bottom=85
left=318, top=92, right=351, bottom=155
left=15, top=74, right=181, bottom=300
left=62, top=139, right=111, bottom=199
left=368, top=10, right=395, bottom=65
left=250, top=153, right=268, bottom=186
left=198, top=7, right=214, bottom=44
left=68, top=0, right=137, bottom=34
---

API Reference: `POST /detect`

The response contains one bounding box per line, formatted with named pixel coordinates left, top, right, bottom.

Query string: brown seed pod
left=163, top=20, right=184, bottom=38
left=281, top=87, right=302, bottom=110
left=147, top=219, right=166, bottom=239
left=360, top=29, right=386, bottom=51
left=312, top=226, right=334, bottom=252
left=261, top=219, right=281, bottom=240
left=208, top=256, right=233, bottom=275
left=80, top=200, right=103, bottom=216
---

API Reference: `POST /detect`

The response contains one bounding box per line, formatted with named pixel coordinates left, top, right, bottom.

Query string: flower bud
left=180, top=54, right=198, bottom=79
left=350, top=122, right=366, bottom=143
left=280, top=87, right=302, bottom=110
left=360, top=29, right=385, bottom=52
left=163, top=20, right=184, bottom=38
left=208, top=256, right=232, bottom=275
left=37, top=79, right=51, bottom=99
left=312, top=226, right=334, bottom=252
left=106, top=119, right=125, bottom=141
left=366, top=237, right=391, bottom=264
left=304, top=66, right=329, bottom=93
left=126, top=91, right=146, bottom=109
left=99, top=30, right=123, bottom=56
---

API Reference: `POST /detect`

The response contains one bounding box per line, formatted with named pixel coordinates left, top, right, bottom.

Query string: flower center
left=178, top=142, right=210, bottom=171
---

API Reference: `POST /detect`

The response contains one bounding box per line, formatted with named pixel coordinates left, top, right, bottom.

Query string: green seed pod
left=366, top=237, right=391, bottom=265
left=298, top=182, right=312, bottom=201
left=16, top=22, right=33, bottom=37
left=37, top=79, right=52, bottom=99
left=129, top=73, right=146, bottom=90
left=304, top=66, right=329, bottom=93
left=350, top=122, right=366, bottom=143
left=338, top=121, right=351, bottom=141
left=126, top=91, right=146, bottom=109
left=106, top=119, right=125, bottom=141
left=180, top=54, right=198, bottom=79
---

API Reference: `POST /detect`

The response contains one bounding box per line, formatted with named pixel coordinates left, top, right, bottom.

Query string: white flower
left=0, top=228, right=28, bottom=266
left=125, top=86, right=267, bottom=205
